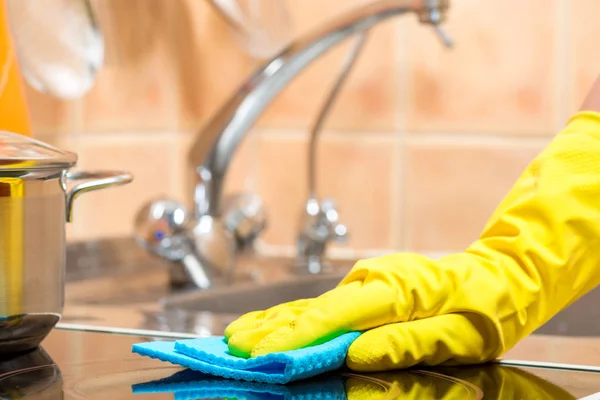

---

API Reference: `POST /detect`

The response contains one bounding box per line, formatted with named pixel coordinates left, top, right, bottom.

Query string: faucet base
left=291, top=256, right=336, bottom=275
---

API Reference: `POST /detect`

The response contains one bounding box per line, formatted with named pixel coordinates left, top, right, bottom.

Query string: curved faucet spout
left=137, top=0, right=453, bottom=289
left=188, top=0, right=451, bottom=217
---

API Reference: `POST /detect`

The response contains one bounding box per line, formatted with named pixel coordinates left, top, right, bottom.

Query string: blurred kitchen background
left=15, top=0, right=600, bottom=259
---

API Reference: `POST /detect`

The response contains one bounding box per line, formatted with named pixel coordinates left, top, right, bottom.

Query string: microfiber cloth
left=131, top=368, right=347, bottom=399
left=132, top=332, right=361, bottom=384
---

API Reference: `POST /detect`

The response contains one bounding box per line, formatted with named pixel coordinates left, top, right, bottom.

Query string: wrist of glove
left=225, top=111, right=600, bottom=371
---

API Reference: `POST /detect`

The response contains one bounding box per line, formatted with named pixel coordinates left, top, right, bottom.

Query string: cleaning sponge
left=132, top=332, right=361, bottom=384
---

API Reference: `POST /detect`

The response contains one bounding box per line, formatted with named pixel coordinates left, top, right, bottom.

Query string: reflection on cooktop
left=0, top=328, right=599, bottom=399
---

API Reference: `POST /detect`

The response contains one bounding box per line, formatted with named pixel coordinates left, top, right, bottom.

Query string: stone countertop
left=61, top=237, right=600, bottom=369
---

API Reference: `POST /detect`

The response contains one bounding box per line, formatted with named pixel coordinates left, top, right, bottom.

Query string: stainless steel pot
left=0, top=131, right=133, bottom=355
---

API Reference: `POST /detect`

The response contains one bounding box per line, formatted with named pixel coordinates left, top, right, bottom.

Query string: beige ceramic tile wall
left=22, top=0, right=600, bottom=256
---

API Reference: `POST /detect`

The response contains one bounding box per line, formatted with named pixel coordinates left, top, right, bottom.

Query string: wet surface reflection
left=0, top=329, right=599, bottom=399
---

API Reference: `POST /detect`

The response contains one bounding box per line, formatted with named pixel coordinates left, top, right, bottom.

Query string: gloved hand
left=225, top=110, right=600, bottom=371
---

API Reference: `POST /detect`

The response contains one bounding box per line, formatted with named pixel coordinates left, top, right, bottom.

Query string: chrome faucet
left=294, top=33, right=366, bottom=274
left=135, top=0, right=453, bottom=288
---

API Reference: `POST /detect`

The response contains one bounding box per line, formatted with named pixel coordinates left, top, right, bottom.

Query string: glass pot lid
left=0, top=130, right=77, bottom=172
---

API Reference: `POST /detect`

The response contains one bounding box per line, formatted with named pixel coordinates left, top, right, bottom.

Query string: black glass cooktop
left=2, top=328, right=600, bottom=399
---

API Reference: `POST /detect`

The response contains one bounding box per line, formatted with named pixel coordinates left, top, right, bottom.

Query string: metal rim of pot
left=0, top=130, right=133, bottom=221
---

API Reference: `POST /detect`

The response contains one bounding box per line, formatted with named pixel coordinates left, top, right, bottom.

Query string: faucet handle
left=222, top=192, right=268, bottom=250
left=133, top=198, right=211, bottom=289
left=133, top=198, right=192, bottom=260
left=416, top=0, right=454, bottom=48
left=294, top=197, right=348, bottom=274
left=299, top=197, right=348, bottom=245
left=319, top=198, right=348, bottom=244
left=418, top=0, right=450, bottom=24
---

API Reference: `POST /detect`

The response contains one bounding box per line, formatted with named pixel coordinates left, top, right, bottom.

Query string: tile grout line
left=394, top=11, right=410, bottom=136
left=253, top=130, right=264, bottom=207
left=71, top=130, right=187, bottom=143
left=256, top=242, right=403, bottom=261
left=402, top=132, right=553, bottom=147
left=257, top=126, right=557, bottom=145
left=71, top=87, right=84, bottom=136
left=249, top=131, right=260, bottom=193
left=392, top=13, right=410, bottom=251
left=169, top=133, right=182, bottom=199
left=554, top=0, right=571, bottom=131
left=394, top=130, right=406, bottom=251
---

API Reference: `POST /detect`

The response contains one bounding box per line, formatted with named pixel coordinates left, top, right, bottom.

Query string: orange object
left=0, top=0, right=31, bottom=136
left=0, top=0, right=29, bottom=317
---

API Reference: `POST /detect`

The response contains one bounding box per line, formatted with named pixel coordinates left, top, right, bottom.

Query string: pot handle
left=65, top=170, right=134, bottom=222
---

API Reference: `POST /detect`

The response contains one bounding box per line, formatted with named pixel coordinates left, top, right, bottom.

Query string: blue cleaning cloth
left=132, top=332, right=361, bottom=384
left=131, top=368, right=347, bottom=399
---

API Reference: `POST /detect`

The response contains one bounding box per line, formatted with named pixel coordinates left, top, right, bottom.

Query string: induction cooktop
left=2, top=328, right=600, bottom=399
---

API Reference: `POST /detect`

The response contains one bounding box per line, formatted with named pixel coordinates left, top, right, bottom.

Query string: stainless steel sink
left=161, top=268, right=600, bottom=338
left=161, top=270, right=350, bottom=315
left=534, top=286, right=600, bottom=337
left=141, top=265, right=353, bottom=336
left=64, top=237, right=600, bottom=338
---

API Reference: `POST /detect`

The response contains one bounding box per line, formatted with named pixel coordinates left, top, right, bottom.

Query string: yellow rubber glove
left=225, top=110, right=600, bottom=371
